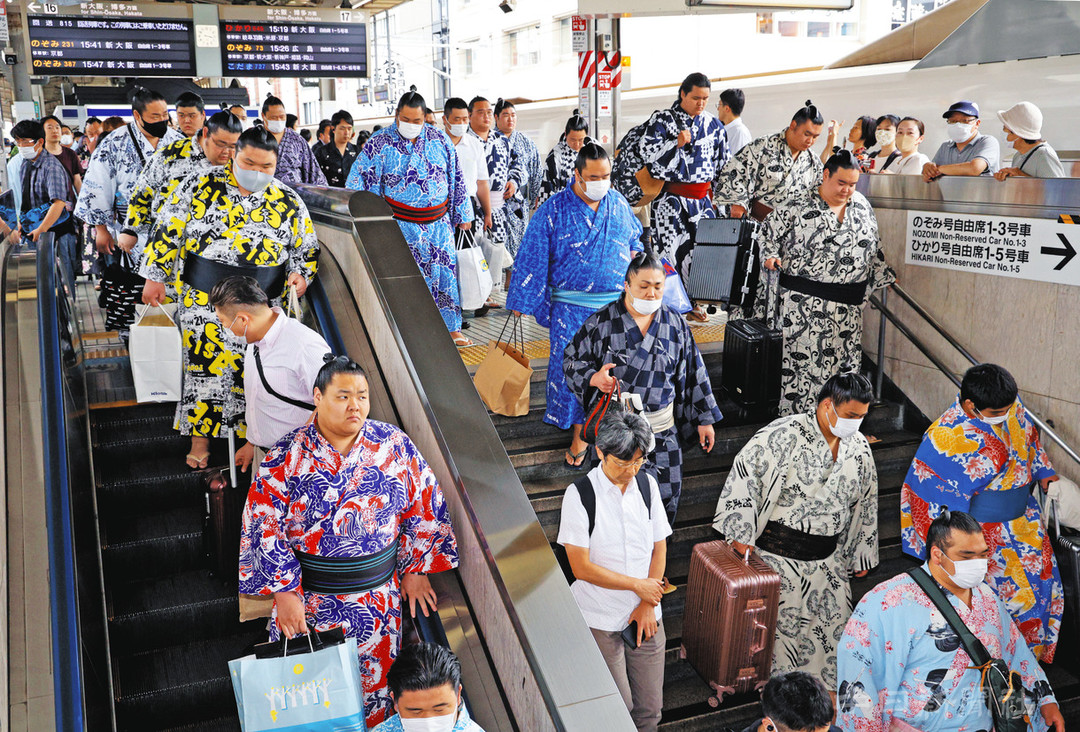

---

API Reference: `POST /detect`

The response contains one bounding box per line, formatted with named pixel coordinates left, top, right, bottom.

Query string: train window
left=807, top=21, right=830, bottom=37
left=778, top=20, right=800, bottom=37
left=756, top=12, right=773, bottom=35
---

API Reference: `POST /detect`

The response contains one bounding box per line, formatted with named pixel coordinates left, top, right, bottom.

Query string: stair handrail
left=870, top=283, right=1080, bottom=468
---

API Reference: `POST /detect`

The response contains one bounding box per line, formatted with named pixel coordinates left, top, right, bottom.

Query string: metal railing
left=870, top=282, right=1080, bottom=468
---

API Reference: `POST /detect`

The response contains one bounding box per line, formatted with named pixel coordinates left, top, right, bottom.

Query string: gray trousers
left=590, top=619, right=666, bottom=732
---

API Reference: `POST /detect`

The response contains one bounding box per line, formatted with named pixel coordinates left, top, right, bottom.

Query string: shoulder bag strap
left=254, top=345, right=316, bottom=411
left=574, top=475, right=596, bottom=536
left=127, top=123, right=147, bottom=166
left=634, top=471, right=652, bottom=514
left=907, top=567, right=992, bottom=666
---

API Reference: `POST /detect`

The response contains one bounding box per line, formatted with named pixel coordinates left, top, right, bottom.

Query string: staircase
left=494, top=346, right=937, bottom=730
left=92, top=402, right=258, bottom=732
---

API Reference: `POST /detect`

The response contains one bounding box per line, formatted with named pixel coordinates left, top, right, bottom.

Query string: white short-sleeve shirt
left=454, top=133, right=489, bottom=198
left=557, top=466, right=672, bottom=632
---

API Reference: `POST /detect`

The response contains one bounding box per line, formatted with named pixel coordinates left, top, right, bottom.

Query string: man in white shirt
left=717, top=88, right=752, bottom=156
left=209, top=275, right=330, bottom=471
left=557, top=410, right=672, bottom=732
left=443, top=97, right=492, bottom=232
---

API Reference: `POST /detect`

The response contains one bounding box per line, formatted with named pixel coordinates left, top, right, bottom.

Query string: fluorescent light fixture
left=687, top=0, right=853, bottom=7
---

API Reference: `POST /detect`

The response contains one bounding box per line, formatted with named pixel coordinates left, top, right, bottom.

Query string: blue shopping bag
left=229, top=633, right=368, bottom=732
left=661, top=257, right=693, bottom=314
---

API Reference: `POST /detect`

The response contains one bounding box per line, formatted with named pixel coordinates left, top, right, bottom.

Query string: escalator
left=4, top=188, right=633, bottom=731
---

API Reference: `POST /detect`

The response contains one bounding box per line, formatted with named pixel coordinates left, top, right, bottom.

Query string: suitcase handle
left=750, top=619, right=769, bottom=654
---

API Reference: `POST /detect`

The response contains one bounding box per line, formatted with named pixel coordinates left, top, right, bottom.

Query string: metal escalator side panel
left=295, top=186, right=635, bottom=731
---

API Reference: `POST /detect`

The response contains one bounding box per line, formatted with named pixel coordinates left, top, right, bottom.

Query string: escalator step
left=104, top=530, right=205, bottom=583
left=91, top=402, right=177, bottom=426
left=114, top=633, right=262, bottom=731
left=103, top=505, right=204, bottom=546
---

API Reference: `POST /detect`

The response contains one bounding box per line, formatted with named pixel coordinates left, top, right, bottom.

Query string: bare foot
left=186, top=436, right=210, bottom=469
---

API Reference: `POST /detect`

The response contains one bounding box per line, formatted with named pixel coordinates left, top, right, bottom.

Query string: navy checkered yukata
left=564, top=299, right=723, bottom=521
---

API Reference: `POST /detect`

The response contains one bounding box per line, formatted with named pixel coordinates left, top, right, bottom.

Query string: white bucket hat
left=996, top=101, right=1043, bottom=140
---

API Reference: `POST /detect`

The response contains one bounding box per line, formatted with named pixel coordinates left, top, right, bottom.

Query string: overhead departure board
left=220, top=12, right=367, bottom=77
left=26, top=14, right=196, bottom=76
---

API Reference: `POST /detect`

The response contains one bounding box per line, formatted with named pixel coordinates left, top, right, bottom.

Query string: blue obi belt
left=294, top=538, right=399, bottom=595
left=551, top=288, right=623, bottom=309
left=968, top=482, right=1034, bottom=524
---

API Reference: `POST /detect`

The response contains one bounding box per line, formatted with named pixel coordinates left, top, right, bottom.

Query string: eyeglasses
left=605, top=455, right=646, bottom=471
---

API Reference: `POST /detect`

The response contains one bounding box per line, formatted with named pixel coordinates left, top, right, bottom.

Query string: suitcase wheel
left=707, top=696, right=719, bottom=709
left=678, top=646, right=687, bottom=660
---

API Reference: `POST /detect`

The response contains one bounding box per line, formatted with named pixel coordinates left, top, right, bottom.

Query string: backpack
left=553, top=472, right=652, bottom=584
left=611, top=120, right=664, bottom=208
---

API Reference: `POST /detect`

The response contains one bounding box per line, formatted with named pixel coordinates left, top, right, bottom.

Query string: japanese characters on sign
left=905, top=210, right=1078, bottom=287
left=571, top=15, right=587, bottom=53
left=220, top=15, right=367, bottom=77
left=27, top=13, right=196, bottom=75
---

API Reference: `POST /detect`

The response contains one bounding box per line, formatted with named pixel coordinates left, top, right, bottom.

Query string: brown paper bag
left=239, top=593, right=275, bottom=621
left=473, top=315, right=532, bottom=417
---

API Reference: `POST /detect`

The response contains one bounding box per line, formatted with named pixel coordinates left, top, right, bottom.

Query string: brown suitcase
left=680, top=539, right=781, bottom=707
left=202, top=467, right=247, bottom=584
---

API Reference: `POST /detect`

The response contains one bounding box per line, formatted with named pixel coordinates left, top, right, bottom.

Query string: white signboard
left=571, top=15, right=587, bottom=53
left=597, top=70, right=612, bottom=118
left=578, top=87, right=589, bottom=124
left=0, top=1, right=9, bottom=44
left=905, top=210, right=1078, bottom=287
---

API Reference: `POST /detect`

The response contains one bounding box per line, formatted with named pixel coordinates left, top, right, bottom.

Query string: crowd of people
left=7, top=75, right=1072, bottom=732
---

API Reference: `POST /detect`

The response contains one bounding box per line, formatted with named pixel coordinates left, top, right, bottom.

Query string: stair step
left=104, top=529, right=206, bottom=583
left=114, top=633, right=262, bottom=731
left=108, top=569, right=256, bottom=656
left=91, top=401, right=177, bottom=428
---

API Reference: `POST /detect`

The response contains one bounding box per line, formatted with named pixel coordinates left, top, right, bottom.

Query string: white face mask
left=447, top=123, right=468, bottom=138
left=946, top=122, right=976, bottom=144
left=234, top=165, right=274, bottom=194
left=399, top=712, right=457, bottom=732
left=943, top=554, right=988, bottom=589
left=18, top=144, right=39, bottom=160
left=875, top=129, right=895, bottom=147
left=265, top=119, right=286, bottom=134
left=976, top=407, right=1009, bottom=426
left=60, top=134, right=73, bottom=146
left=398, top=121, right=424, bottom=140
left=828, top=403, right=863, bottom=441
left=580, top=178, right=610, bottom=202
left=629, top=294, right=663, bottom=315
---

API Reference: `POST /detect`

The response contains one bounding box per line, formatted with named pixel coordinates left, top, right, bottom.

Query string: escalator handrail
left=35, top=232, right=87, bottom=731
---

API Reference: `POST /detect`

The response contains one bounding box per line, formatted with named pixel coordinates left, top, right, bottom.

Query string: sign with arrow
left=904, top=210, right=1080, bottom=288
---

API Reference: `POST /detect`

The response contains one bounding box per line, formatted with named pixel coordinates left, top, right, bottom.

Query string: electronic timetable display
left=26, top=14, right=197, bottom=76
left=220, top=20, right=367, bottom=77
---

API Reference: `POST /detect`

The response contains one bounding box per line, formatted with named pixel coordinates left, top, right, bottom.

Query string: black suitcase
left=686, top=217, right=758, bottom=308
left=721, top=271, right=781, bottom=412
left=1046, top=498, right=1080, bottom=648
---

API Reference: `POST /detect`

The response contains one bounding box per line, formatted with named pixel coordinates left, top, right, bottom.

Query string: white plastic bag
left=1048, top=476, right=1080, bottom=531
left=456, top=228, right=493, bottom=310
left=129, top=303, right=182, bottom=403
left=478, top=230, right=513, bottom=290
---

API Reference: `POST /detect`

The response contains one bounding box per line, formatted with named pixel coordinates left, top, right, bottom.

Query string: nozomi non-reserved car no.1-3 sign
left=904, top=210, right=1079, bottom=287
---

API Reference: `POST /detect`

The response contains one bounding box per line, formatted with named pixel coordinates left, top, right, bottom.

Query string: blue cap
left=943, top=100, right=980, bottom=119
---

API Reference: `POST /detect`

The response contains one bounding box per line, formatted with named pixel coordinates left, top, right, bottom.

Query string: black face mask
left=139, top=115, right=169, bottom=139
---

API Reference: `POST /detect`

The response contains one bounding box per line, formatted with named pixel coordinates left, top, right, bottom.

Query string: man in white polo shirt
left=557, top=410, right=672, bottom=732
left=209, top=275, right=330, bottom=470
left=443, top=96, right=492, bottom=234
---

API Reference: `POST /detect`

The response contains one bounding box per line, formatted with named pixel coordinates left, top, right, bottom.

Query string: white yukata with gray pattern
left=713, top=412, right=879, bottom=687
left=759, top=189, right=895, bottom=415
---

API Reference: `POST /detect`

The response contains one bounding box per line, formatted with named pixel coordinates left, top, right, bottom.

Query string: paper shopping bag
left=456, top=228, right=493, bottom=311
left=129, top=303, right=182, bottom=403
left=229, top=635, right=367, bottom=732
left=473, top=315, right=532, bottom=417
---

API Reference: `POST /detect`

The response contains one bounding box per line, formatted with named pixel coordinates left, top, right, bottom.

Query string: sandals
left=452, top=334, right=474, bottom=348
left=685, top=307, right=708, bottom=323
left=483, top=298, right=502, bottom=309
left=565, top=447, right=588, bottom=467
left=185, top=452, right=210, bottom=470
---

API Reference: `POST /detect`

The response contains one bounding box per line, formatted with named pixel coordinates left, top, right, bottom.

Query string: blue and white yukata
left=564, top=300, right=723, bottom=521
left=539, top=141, right=579, bottom=206
left=496, top=128, right=542, bottom=256
left=639, top=104, right=730, bottom=280
left=347, top=123, right=473, bottom=333
left=506, top=186, right=642, bottom=430
left=837, top=566, right=1057, bottom=732
left=468, top=129, right=519, bottom=254
left=239, top=419, right=460, bottom=729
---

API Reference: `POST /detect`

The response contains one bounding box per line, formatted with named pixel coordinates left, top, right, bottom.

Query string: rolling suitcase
left=685, top=217, right=758, bottom=307
left=721, top=270, right=781, bottom=413
left=680, top=540, right=780, bottom=707
left=203, top=466, right=248, bottom=584
left=1045, top=497, right=1080, bottom=648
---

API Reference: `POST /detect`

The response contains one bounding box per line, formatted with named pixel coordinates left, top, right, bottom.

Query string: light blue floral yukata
left=506, top=185, right=642, bottom=430
left=347, top=124, right=473, bottom=332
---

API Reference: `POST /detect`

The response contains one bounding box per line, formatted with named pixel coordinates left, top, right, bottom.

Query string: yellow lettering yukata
left=139, top=162, right=319, bottom=438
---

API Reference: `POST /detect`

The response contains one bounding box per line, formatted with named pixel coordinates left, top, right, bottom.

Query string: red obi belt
left=664, top=181, right=712, bottom=200
left=386, top=196, right=450, bottom=224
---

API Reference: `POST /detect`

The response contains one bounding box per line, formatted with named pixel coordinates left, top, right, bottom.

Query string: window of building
left=505, top=25, right=541, bottom=69
left=778, top=20, right=800, bottom=37
left=756, top=12, right=773, bottom=34
left=838, top=22, right=858, bottom=36
left=462, top=44, right=477, bottom=75
left=806, top=21, right=830, bottom=37
left=554, top=16, right=573, bottom=57
left=302, top=101, right=317, bottom=125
